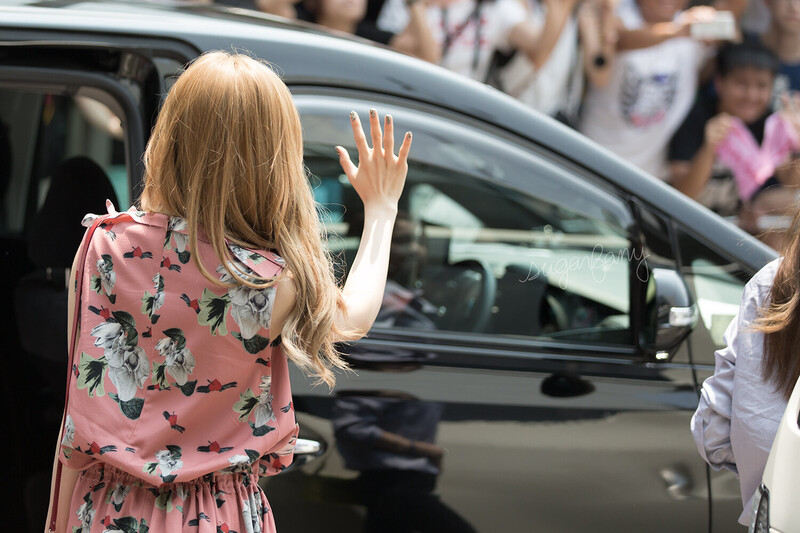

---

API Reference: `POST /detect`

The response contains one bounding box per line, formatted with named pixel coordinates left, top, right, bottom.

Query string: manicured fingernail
left=386, top=115, right=392, bottom=124
left=350, top=111, right=357, bottom=121
left=370, top=109, right=377, bottom=118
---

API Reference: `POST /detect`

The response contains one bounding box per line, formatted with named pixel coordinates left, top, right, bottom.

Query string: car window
left=0, top=88, right=129, bottom=235
left=678, top=228, right=751, bottom=354
left=297, top=95, right=636, bottom=346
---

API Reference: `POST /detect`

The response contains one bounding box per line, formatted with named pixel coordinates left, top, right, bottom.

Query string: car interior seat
left=15, top=156, right=118, bottom=372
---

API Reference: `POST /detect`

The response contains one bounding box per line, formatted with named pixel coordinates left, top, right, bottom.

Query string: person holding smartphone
left=578, top=0, right=732, bottom=180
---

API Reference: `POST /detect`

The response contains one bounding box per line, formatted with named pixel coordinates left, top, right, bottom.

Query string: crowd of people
left=216, top=0, right=800, bottom=248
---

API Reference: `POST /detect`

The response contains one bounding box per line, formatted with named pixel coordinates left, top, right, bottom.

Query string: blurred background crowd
left=213, top=0, right=800, bottom=248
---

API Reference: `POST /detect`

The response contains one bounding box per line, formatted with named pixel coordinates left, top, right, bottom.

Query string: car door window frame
left=0, top=36, right=199, bottom=200
left=0, top=66, right=147, bottom=229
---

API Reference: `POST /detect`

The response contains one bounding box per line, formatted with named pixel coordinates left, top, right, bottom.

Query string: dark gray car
left=0, top=2, right=775, bottom=532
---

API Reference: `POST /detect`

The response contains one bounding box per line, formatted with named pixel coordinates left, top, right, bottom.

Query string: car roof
left=1, top=0, right=777, bottom=269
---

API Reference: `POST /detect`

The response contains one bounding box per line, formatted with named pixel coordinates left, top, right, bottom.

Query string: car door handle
left=279, top=438, right=323, bottom=474
left=660, top=465, right=697, bottom=500
left=295, top=438, right=321, bottom=455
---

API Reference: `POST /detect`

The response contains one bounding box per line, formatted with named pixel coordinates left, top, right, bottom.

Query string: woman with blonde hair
left=45, top=50, right=412, bottom=533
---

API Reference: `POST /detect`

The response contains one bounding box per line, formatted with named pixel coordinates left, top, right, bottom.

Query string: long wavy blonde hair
left=140, top=51, right=347, bottom=385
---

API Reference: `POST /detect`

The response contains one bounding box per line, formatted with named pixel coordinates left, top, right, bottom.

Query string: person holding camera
left=578, top=0, right=736, bottom=180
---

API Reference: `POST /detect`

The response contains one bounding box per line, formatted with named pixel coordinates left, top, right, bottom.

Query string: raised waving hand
left=336, top=109, right=412, bottom=214
left=332, top=109, right=413, bottom=339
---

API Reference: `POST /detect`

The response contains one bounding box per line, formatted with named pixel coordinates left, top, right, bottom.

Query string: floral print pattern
left=143, top=446, right=184, bottom=483
left=154, top=329, right=195, bottom=386
left=91, top=254, right=117, bottom=304
left=107, top=344, right=149, bottom=403
left=90, top=310, right=148, bottom=403
left=254, top=376, right=276, bottom=429
left=164, top=216, right=190, bottom=264
left=141, top=273, right=165, bottom=324
left=229, top=284, right=276, bottom=340
left=63, top=204, right=294, bottom=533
left=242, top=492, right=266, bottom=533
left=68, top=462, right=274, bottom=532
left=232, top=376, right=277, bottom=437
left=216, top=252, right=279, bottom=341
left=75, top=491, right=96, bottom=533
left=106, top=483, right=132, bottom=512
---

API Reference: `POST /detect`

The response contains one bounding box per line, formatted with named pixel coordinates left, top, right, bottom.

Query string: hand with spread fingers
left=336, top=109, right=412, bottom=214
left=331, top=109, right=414, bottom=341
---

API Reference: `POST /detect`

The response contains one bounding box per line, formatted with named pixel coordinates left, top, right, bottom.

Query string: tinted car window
left=297, top=95, right=635, bottom=345
left=678, top=228, right=751, bottom=356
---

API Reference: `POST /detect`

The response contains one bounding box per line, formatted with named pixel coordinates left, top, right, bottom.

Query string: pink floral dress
left=59, top=202, right=298, bottom=533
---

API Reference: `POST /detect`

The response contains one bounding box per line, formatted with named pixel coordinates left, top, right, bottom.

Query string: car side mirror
left=644, top=268, right=698, bottom=361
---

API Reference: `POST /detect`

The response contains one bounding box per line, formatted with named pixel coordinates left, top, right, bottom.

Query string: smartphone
left=690, top=11, right=736, bottom=41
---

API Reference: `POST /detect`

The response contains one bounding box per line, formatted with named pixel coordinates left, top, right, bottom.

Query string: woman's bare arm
left=509, top=0, right=578, bottom=70
left=271, top=110, right=411, bottom=341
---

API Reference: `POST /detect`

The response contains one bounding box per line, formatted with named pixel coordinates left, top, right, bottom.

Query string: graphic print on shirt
left=620, top=65, right=678, bottom=128
left=143, top=445, right=184, bottom=483
left=90, top=254, right=117, bottom=304
left=233, top=375, right=277, bottom=437
left=221, top=255, right=277, bottom=337
left=152, top=328, right=197, bottom=396
left=141, top=273, right=165, bottom=324
left=228, top=279, right=276, bottom=341
left=98, top=218, right=120, bottom=241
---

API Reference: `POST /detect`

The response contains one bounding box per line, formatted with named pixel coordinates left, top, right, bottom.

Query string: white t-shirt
left=579, top=8, right=705, bottom=180
left=498, top=2, right=582, bottom=117
left=378, top=0, right=527, bottom=82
